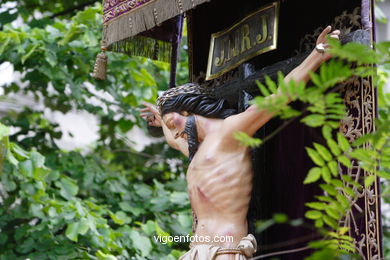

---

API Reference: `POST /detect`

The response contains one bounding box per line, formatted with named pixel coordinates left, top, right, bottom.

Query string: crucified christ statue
left=141, top=26, right=339, bottom=260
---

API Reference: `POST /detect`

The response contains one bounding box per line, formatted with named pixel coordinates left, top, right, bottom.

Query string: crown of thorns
left=156, top=83, right=212, bottom=110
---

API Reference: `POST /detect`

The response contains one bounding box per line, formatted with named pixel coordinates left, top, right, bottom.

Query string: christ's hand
left=315, top=25, right=340, bottom=62
left=140, top=102, right=162, bottom=127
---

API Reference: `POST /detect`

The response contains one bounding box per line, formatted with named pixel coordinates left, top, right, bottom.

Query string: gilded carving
left=339, top=76, right=380, bottom=259
left=301, top=7, right=380, bottom=259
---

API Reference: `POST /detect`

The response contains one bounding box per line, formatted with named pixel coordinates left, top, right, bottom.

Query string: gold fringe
left=103, top=0, right=209, bottom=47
left=96, top=0, right=209, bottom=79
left=92, top=49, right=108, bottom=80
left=109, top=35, right=172, bottom=62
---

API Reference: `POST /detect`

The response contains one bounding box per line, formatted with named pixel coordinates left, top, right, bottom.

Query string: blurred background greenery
left=0, top=1, right=192, bottom=259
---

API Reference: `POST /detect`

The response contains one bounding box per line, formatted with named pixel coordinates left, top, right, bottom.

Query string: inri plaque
left=206, top=1, right=279, bottom=80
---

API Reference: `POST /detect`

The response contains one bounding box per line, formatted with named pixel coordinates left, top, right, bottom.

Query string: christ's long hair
left=160, top=93, right=237, bottom=118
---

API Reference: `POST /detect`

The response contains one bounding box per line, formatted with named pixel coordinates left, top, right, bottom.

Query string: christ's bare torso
left=186, top=129, right=253, bottom=249
left=140, top=26, right=338, bottom=260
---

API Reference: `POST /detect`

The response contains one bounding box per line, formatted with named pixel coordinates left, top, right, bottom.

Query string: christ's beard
left=184, top=115, right=199, bottom=162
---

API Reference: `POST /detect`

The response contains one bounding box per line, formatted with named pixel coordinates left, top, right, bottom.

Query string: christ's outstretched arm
left=223, top=26, right=340, bottom=137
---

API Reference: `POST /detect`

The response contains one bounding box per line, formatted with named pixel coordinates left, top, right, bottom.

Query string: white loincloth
left=179, top=234, right=257, bottom=260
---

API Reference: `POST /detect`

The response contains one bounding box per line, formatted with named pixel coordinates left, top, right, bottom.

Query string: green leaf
left=110, top=211, right=131, bottom=225
left=338, top=155, right=352, bottom=168
left=170, top=191, right=188, bottom=205
left=20, top=160, right=33, bottom=177
left=255, top=219, right=274, bottom=233
left=329, top=41, right=381, bottom=65
left=141, top=220, right=155, bottom=235
left=45, top=49, right=58, bottom=67
left=320, top=184, right=338, bottom=196
left=233, top=131, right=262, bottom=148
left=337, top=133, right=350, bottom=152
left=280, top=107, right=301, bottom=119
left=256, top=80, right=270, bottom=97
left=30, top=150, right=46, bottom=168
left=305, top=210, right=323, bottom=220
left=352, top=133, right=372, bottom=147
left=325, top=207, right=340, bottom=220
left=134, top=183, right=153, bottom=198
left=314, top=143, right=332, bottom=161
left=336, top=194, right=350, bottom=209
left=304, top=167, right=322, bottom=184
left=0, top=124, right=10, bottom=139
left=338, top=227, right=350, bottom=236
left=290, top=219, right=304, bottom=227
left=340, top=235, right=354, bottom=242
left=349, top=148, right=372, bottom=162
left=265, top=75, right=277, bottom=93
left=12, top=143, right=29, bottom=160
left=321, top=166, right=331, bottom=183
left=21, top=44, right=40, bottom=64
left=123, top=94, right=137, bottom=106
left=325, top=93, right=343, bottom=106
left=309, top=72, right=321, bottom=88
left=377, top=170, right=390, bottom=179
left=316, top=195, right=336, bottom=204
left=338, top=243, right=356, bottom=253
left=330, top=179, right=343, bottom=188
left=277, top=72, right=288, bottom=94
left=273, top=213, right=288, bottom=223
left=130, top=230, right=152, bottom=257
left=314, top=219, right=324, bottom=228
left=155, top=221, right=170, bottom=237
left=0, top=37, right=11, bottom=56
left=96, top=250, right=118, bottom=260
left=78, top=218, right=90, bottom=235
left=301, top=114, right=325, bottom=127
left=328, top=161, right=338, bottom=177
left=306, top=147, right=325, bottom=166
left=118, top=119, right=133, bottom=132
left=323, top=215, right=338, bottom=229
left=6, top=148, right=19, bottom=166
left=322, top=125, right=332, bottom=140
left=65, top=222, right=79, bottom=242
left=305, top=202, right=328, bottom=210
left=341, top=175, right=361, bottom=188
left=342, top=186, right=355, bottom=197
left=364, top=175, right=376, bottom=188
left=140, top=68, right=156, bottom=87
left=326, top=138, right=341, bottom=156
left=57, top=177, right=79, bottom=200
left=330, top=201, right=344, bottom=214
left=29, top=203, right=44, bottom=218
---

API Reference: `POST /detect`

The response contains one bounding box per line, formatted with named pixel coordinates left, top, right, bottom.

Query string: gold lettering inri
left=257, top=15, right=268, bottom=44
left=241, top=24, right=251, bottom=54
left=212, top=8, right=275, bottom=68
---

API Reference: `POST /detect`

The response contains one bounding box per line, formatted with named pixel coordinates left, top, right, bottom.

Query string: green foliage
left=233, top=131, right=263, bottom=147
left=0, top=1, right=191, bottom=259
left=242, top=37, right=390, bottom=259
left=0, top=124, right=192, bottom=259
left=0, top=2, right=188, bottom=150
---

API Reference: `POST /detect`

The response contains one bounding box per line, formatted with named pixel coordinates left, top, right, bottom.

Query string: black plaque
left=206, top=1, right=279, bottom=80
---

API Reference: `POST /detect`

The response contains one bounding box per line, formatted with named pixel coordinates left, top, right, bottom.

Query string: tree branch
left=259, top=83, right=347, bottom=146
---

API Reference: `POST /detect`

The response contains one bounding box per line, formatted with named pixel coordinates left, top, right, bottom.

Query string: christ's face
left=162, top=112, right=188, bottom=140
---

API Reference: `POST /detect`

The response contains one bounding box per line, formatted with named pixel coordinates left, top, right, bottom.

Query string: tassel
left=92, top=45, right=108, bottom=80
